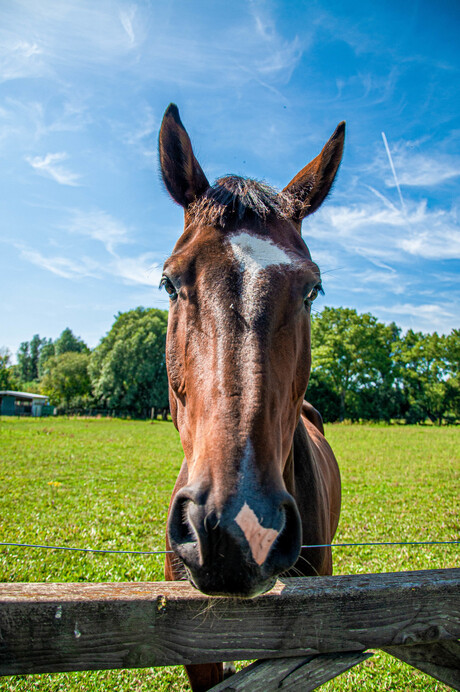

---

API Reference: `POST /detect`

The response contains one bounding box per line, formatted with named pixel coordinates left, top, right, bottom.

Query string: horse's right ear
left=159, top=104, right=209, bottom=209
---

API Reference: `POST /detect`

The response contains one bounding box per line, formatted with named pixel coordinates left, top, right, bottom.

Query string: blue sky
left=1, top=0, right=459, bottom=357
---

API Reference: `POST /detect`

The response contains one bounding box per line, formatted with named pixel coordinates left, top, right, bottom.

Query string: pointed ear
left=159, top=104, right=209, bottom=208
left=283, top=121, right=345, bottom=222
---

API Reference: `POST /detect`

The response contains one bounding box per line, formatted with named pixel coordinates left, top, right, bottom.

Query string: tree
left=16, top=334, right=46, bottom=382
left=89, top=307, right=169, bottom=416
left=0, top=348, right=17, bottom=390
left=310, top=307, right=400, bottom=421
left=54, top=328, right=89, bottom=356
left=397, top=329, right=459, bottom=425
left=306, top=371, right=341, bottom=422
left=37, top=339, right=55, bottom=378
left=444, top=330, right=460, bottom=421
left=40, top=352, right=92, bottom=407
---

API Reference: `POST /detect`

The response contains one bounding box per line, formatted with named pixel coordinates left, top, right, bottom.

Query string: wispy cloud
left=388, top=152, right=460, bottom=188
left=111, top=254, right=162, bottom=287
left=372, top=302, right=457, bottom=334
left=0, top=1, right=142, bottom=85
left=370, top=139, right=460, bottom=189
left=117, top=105, right=157, bottom=164
left=18, top=207, right=162, bottom=287
left=66, top=210, right=130, bottom=254
left=18, top=246, right=100, bottom=279
left=119, top=8, right=136, bottom=45
left=306, top=198, right=460, bottom=262
left=0, top=39, right=46, bottom=82
left=17, top=240, right=162, bottom=289
left=26, top=152, right=81, bottom=186
left=250, top=8, right=303, bottom=80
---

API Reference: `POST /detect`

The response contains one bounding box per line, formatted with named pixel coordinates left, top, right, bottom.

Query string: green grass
left=0, top=417, right=458, bottom=691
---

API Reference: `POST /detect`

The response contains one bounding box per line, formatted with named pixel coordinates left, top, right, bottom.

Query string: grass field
left=0, top=417, right=458, bottom=691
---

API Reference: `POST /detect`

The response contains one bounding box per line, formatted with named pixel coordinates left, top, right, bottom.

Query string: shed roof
left=0, top=391, right=49, bottom=401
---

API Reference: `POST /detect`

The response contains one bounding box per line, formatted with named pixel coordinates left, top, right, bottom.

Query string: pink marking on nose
left=235, top=502, right=279, bottom=565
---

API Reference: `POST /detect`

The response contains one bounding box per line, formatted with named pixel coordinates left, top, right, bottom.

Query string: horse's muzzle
left=168, top=486, right=302, bottom=597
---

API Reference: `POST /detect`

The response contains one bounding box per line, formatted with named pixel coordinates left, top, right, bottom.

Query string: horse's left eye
left=304, top=283, right=323, bottom=304
left=160, top=275, right=178, bottom=300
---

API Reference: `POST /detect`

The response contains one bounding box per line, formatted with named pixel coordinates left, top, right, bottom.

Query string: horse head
left=160, top=104, right=344, bottom=597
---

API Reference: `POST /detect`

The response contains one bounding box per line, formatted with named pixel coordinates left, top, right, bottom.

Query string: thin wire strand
left=0, top=539, right=458, bottom=555
left=0, top=542, right=171, bottom=555
left=300, top=540, right=460, bottom=549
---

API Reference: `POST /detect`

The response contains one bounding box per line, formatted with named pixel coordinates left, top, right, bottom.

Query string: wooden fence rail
left=0, top=568, right=459, bottom=690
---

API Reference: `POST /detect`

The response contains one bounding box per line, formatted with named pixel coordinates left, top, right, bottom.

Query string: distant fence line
left=3, top=407, right=170, bottom=421
left=55, top=407, right=170, bottom=420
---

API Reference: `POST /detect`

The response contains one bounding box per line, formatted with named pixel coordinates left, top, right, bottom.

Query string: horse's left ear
left=283, top=121, right=345, bottom=223
left=159, top=103, right=209, bottom=208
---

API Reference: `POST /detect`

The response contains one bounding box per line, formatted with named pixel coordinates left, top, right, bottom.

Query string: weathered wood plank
left=384, top=640, right=460, bottom=690
left=209, top=651, right=373, bottom=691
left=0, top=569, right=458, bottom=675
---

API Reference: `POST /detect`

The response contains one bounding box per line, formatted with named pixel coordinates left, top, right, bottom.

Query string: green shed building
left=0, top=391, right=53, bottom=417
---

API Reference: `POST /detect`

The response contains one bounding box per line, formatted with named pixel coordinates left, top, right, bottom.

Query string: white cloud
left=26, top=152, right=81, bottom=186
left=111, top=254, right=162, bottom=287
left=386, top=152, right=460, bottom=188
left=66, top=210, right=130, bottom=254
left=19, top=243, right=162, bottom=288
left=400, top=227, right=460, bottom=260
left=14, top=203, right=162, bottom=288
left=0, top=1, right=302, bottom=95
left=119, top=8, right=136, bottom=45
left=345, top=269, right=408, bottom=295
left=0, top=39, right=46, bottom=82
left=371, top=138, right=460, bottom=189
left=372, top=302, right=457, bottom=335
left=18, top=247, right=100, bottom=279
left=305, top=198, right=460, bottom=262
left=117, top=105, right=157, bottom=163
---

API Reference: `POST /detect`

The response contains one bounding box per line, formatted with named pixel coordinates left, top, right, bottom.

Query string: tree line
left=1, top=306, right=458, bottom=424
left=1, top=308, right=169, bottom=418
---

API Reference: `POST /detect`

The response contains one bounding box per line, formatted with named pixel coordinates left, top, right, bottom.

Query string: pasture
left=0, top=417, right=458, bottom=691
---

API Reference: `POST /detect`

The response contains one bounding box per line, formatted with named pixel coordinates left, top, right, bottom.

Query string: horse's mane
left=188, top=175, right=298, bottom=227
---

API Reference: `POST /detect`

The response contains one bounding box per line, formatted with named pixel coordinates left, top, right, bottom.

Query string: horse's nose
left=167, top=485, right=302, bottom=597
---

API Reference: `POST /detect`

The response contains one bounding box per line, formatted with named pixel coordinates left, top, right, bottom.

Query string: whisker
left=296, top=553, right=320, bottom=577
left=320, top=266, right=345, bottom=275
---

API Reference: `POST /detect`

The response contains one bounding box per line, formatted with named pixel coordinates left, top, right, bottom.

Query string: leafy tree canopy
left=54, top=328, right=89, bottom=356
left=16, top=334, right=46, bottom=382
left=89, top=307, right=169, bottom=415
left=310, top=307, right=400, bottom=421
left=0, top=348, right=17, bottom=390
left=395, top=330, right=459, bottom=424
left=40, top=352, right=92, bottom=406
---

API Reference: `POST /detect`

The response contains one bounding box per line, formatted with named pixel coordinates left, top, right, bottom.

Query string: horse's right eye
left=160, top=275, right=178, bottom=300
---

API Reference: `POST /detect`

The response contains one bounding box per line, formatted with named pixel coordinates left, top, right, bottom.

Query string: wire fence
left=0, top=539, right=458, bottom=556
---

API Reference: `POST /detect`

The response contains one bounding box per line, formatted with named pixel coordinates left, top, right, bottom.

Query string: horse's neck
left=290, top=416, right=317, bottom=494
left=289, top=414, right=328, bottom=510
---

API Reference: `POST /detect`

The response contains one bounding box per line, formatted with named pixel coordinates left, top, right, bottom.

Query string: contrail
left=381, top=131, right=406, bottom=214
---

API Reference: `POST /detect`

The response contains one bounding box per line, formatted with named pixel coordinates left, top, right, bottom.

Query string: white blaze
left=227, top=232, right=294, bottom=321
left=228, top=232, right=293, bottom=274
left=235, top=502, right=279, bottom=565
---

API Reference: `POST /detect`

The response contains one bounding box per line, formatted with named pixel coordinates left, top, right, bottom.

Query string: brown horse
left=160, top=104, right=343, bottom=692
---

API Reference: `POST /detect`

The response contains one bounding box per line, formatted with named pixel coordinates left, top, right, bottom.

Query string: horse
left=159, top=104, right=343, bottom=692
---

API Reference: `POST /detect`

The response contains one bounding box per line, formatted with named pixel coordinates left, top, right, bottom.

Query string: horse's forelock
left=188, top=175, right=297, bottom=227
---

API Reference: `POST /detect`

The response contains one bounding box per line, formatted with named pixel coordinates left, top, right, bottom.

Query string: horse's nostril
left=266, top=497, right=301, bottom=574
left=168, top=492, right=197, bottom=546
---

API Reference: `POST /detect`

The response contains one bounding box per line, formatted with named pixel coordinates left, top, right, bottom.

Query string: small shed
left=0, top=391, right=53, bottom=417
